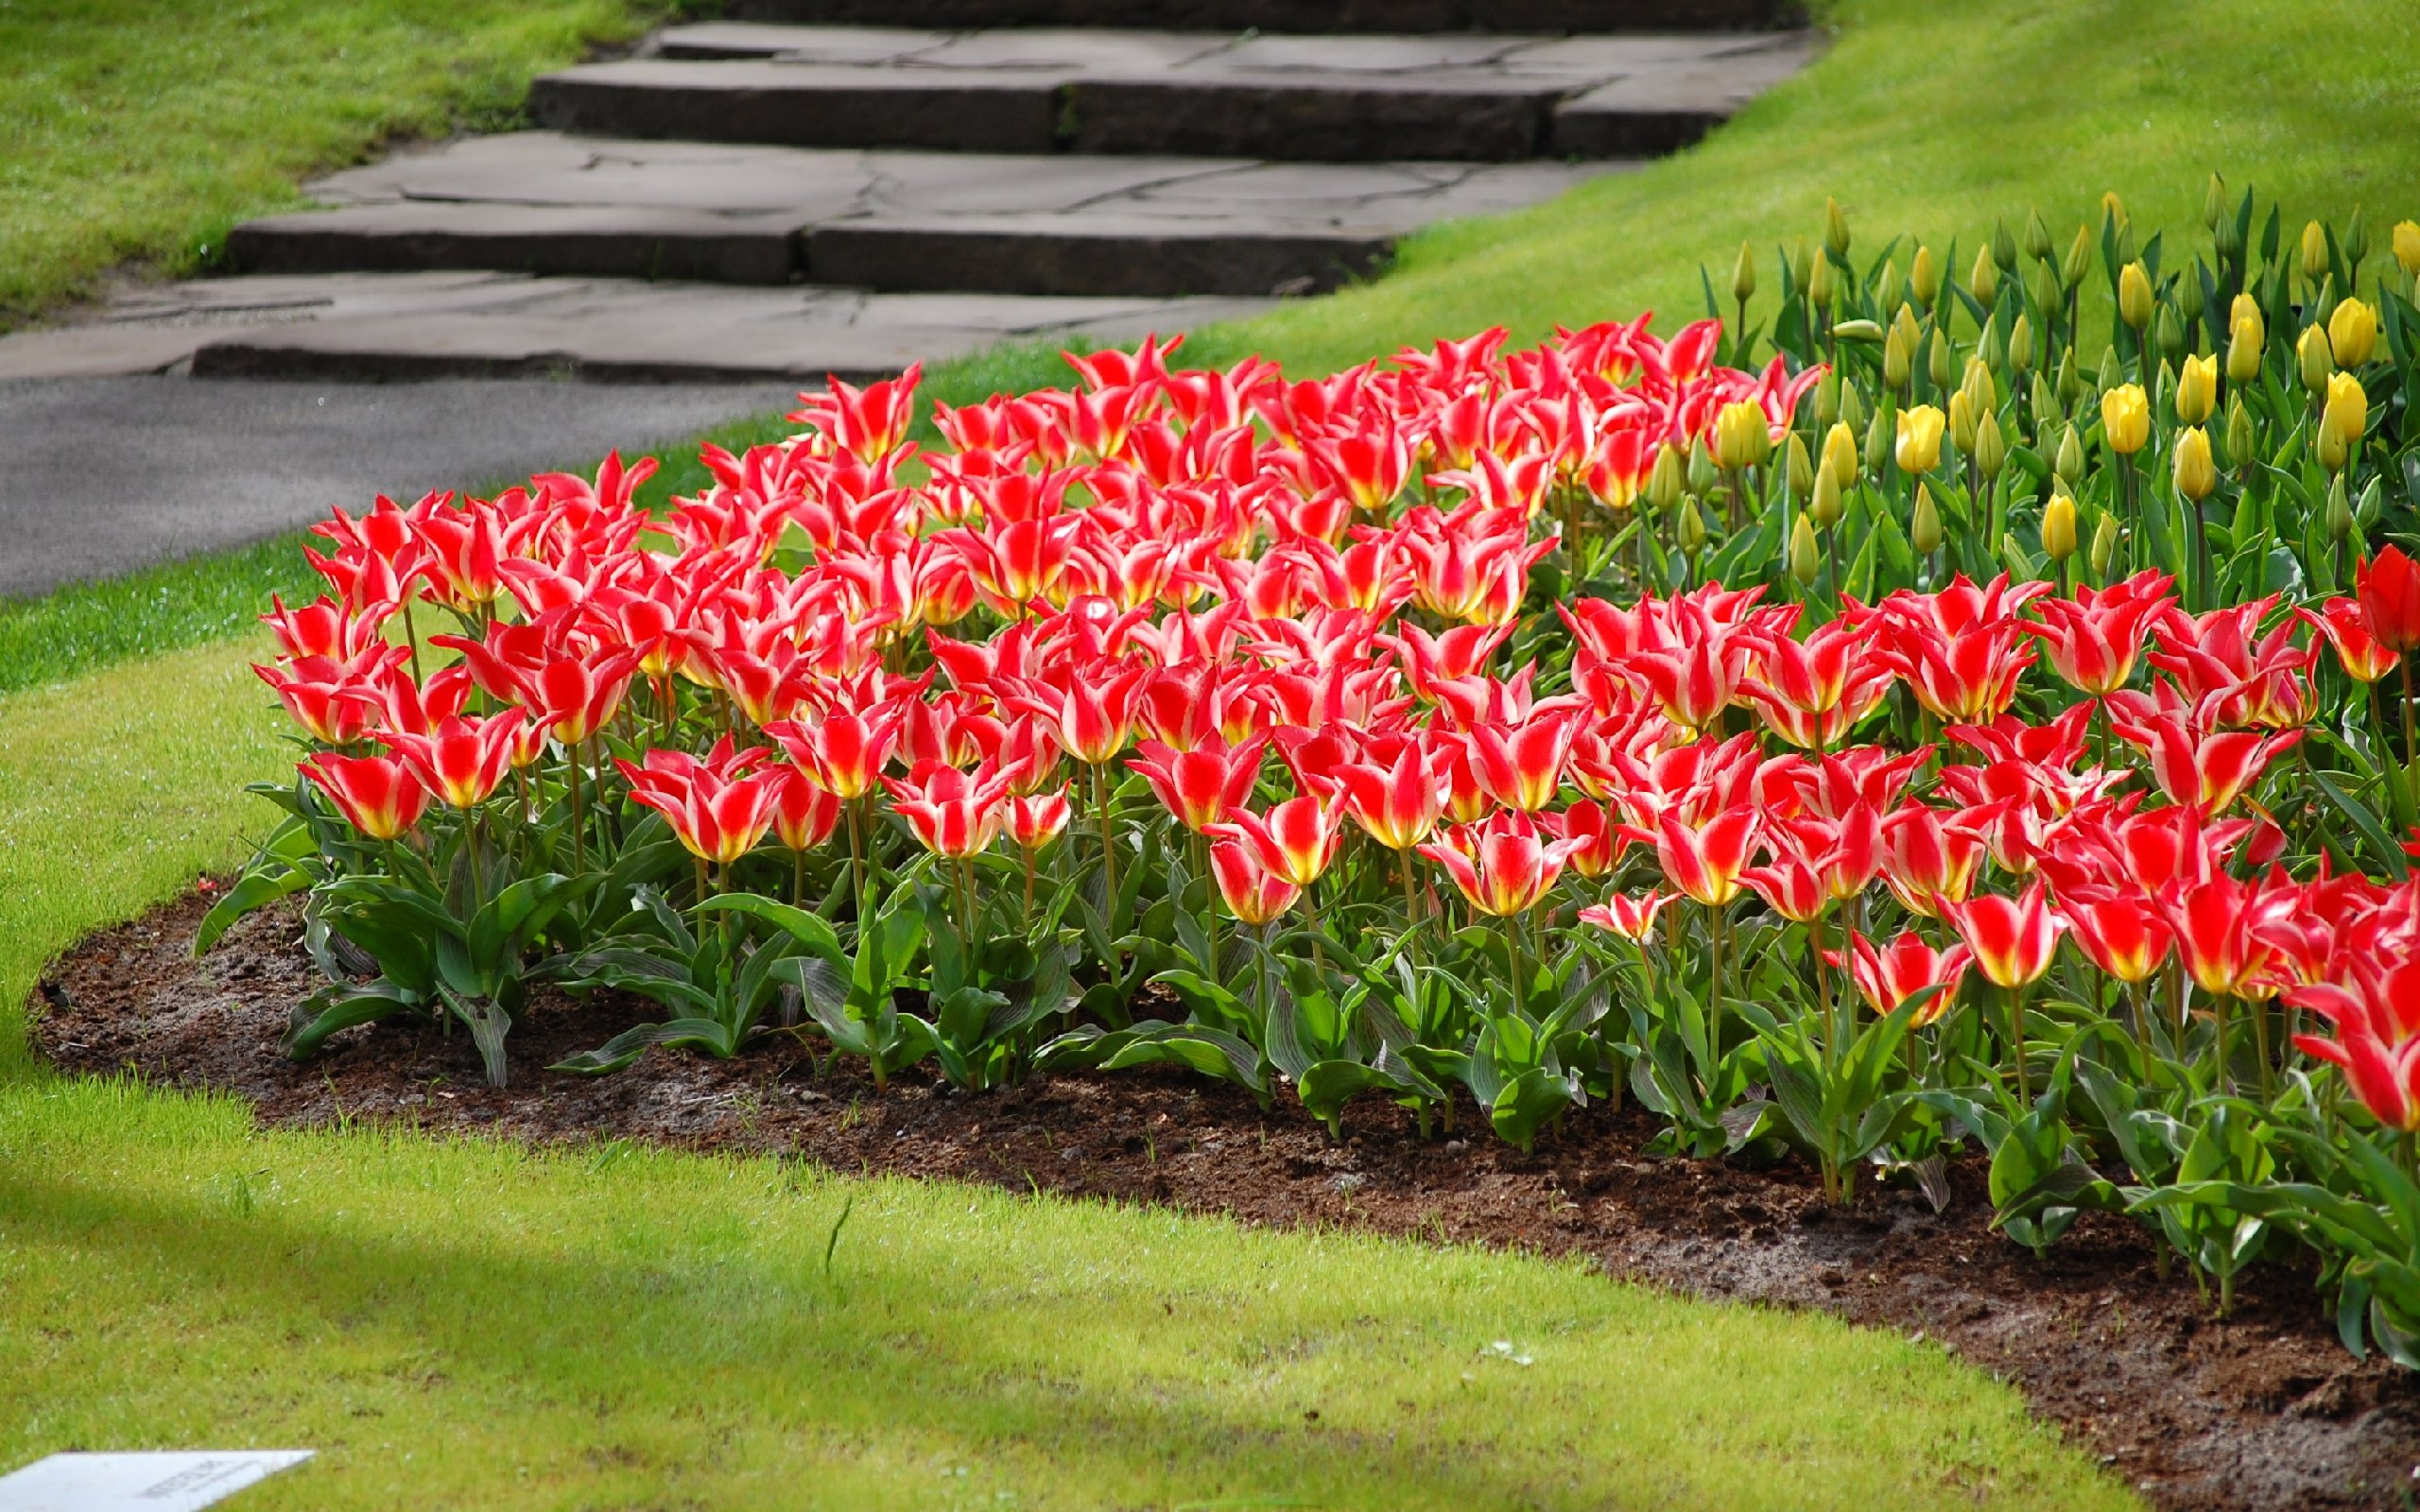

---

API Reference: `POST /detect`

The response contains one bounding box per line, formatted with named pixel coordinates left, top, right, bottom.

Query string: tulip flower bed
left=205, top=190, right=2420, bottom=1372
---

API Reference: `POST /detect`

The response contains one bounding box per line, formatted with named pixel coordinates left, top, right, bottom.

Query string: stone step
left=715, top=0, right=1799, bottom=33
left=228, top=135, right=1619, bottom=297
left=533, top=27, right=1813, bottom=162
left=0, top=270, right=1269, bottom=384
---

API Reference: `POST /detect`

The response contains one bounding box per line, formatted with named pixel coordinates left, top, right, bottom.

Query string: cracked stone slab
left=714, top=0, right=1804, bottom=32
left=535, top=26, right=1816, bottom=161
left=233, top=137, right=1623, bottom=297
left=0, top=271, right=1269, bottom=385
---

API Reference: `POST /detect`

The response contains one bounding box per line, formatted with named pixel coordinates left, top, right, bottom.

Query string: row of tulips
left=213, top=196, right=2420, bottom=1363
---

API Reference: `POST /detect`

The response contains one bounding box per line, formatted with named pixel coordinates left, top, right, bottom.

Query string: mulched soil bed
left=32, top=889, right=2420, bottom=1510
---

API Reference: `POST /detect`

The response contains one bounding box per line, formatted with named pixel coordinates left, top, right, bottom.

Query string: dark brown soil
left=33, top=889, right=2420, bottom=1510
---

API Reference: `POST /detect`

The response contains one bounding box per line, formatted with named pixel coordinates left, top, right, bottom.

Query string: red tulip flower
left=1130, top=734, right=1268, bottom=833
left=1741, top=851, right=1828, bottom=922
left=1208, top=835, right=1302, bottom=926
left=1014, top=665, right=1148, bottom=767
left=766, top=706, right=907, bottom=801
left=2291, top=961, right=2420, bottom=1131
left=527, top=650, right=646, bottom=747
left=380, top=711, right=528, bottom=811
left=2059, top=887, right=2172, bottom=985
left=1825, top=930, right=1970, bottom=1023
left=1465, top=708, right=1577, bottom=813
left=1547, top=800, right=1623, bottom=880
left=771, top=769, right=843, bottom=852
left=2111, top=712, right=2299, bottom=816
left=1209, top=796, right=1343, bottom=887
left=1334, top=738, right=1448, bottom=852
left=2310, top=597, right=2400, bottom=684
left=1878, top=804, right=1986, bottom=918
left=255, top=649, right=400, bottom=746
left=2168, top=873, right=2288, bottom=1002
left=2358, top=544, right=2420, bottom=656
left=1005, top=791, right=1072, bottom=851
left=1945, top=883, right=2066, bottom=988
left=1640, top=807, right=1762, bottom=908
left=882, top=757, right=1024, bottom=860
left=2023, top=572, right=2169, bottom=695
left=1579, top=891, right=1672, bottom=944
left=1417, top=810, right=1585, bottom=918
left=263, top=594, right=388, bottom=663
left=619, top=739, right=784, bottom=866
left=302, top=753, right=429, bottom=841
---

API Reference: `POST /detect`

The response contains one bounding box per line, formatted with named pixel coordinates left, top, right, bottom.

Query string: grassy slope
left=15, top=0, right=2411, bottom=1498
left=0, top=0, right=660, bottom=326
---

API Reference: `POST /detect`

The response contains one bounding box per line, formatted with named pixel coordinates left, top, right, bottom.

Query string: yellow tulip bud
left=2298, top=325, right=2336, bottom=393
left=2172, top=426, right=2217, bottom=502
left=2096, top=346, right=2124, bottom=396
left=2322, top=370, right=2368, bottom=469
left=2225, top=313, right=2264, bottom=385
left=1911, top=245, right=1941, bottom=310
left=1837, top=382, right=1865, bottom=441
left=1786, top=431, right=1813, bottom=499
left=2061, top=224, right=2093, bottom=291
left=2008, top=314, right=2035, bottom=374
left=1810, top=456, right=1845, bottom=528
left=1823, top=421, right=1859, bottom=491
left=2329, top=298, right=2379, bottom=368
left=1732, top=241, right=1756, bottom=307
left=1644, top=443, right=1685, bottom=510
left=2041, top=492, right=2078, bottom=561
left=1711, top=400, right=1773, bottom=472
left=1687, top=437, right=1718, bottom=496
left=2031, top=374, right=2062, bottom=435
left=2054, top=424, right=2085, bottom=486
left=2203, top=174, right=2227, bottom=232
left=2100, top=383, right=2150, bottom=455
left=1977, top=322, right=2006, bottom=376
left=1864, top=404, right=1893, bottom=477
left=2091, top=512, right=2120, bottom=579
left=1679, top=495, right=1708, bottom=551
left=1910, top=484, right=1944, bottom=555
left=2024, top=209, right=2053, bottom=263
left=1896, top=404, right=1946, bottom=475
left=1882, top=323, right=1912, bottom=392
left=1876, top=260, right=1904, bottom=315
left=1974, top=410, right=2008, bottom=481
left=2329, top=474, right=2356, bottom=541
left=1961, top=358, right=1996, bottom=415
left=1789, top=512, right=1821, bottom=587
left=1806, top=250, right=1834, bottom=312
left=2118, top=261, right=2154, bottom=330
left=1824, top=197, right=1852, bottom=259
left=1928, top=329, right=1953, bottom=390
left=2345, top=207, right=2370, bottom=268
left=2176, top=352, right=2217, bottom=425
left=1947, top=389, right=1978, bottom=454
left=2230, top=292, right=2261, bottom=329
left=2301, top=219, right=2329, bottom=283
left=2395, top=219, right=2420, bottom=277
left=2224, top=395, right=2255, bottom=471
left=1970, top=245, right=1999, bottom=309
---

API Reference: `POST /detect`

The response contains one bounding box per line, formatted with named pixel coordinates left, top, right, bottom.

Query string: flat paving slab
left=536, top=26, right=1815, bottom=159
left=714, top=0, right=1801, bottom=33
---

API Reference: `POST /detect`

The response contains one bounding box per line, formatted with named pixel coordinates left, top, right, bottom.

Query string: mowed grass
left=0, top=0, right=666, bottom=326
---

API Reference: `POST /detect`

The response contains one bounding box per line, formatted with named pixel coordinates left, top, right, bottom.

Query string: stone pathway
left=0, top=9, right=1811, bottom=387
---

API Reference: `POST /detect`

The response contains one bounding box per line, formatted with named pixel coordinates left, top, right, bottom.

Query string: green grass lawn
left=10, top=0, right=2415, bottom=1501
left=0, top=0, right=670, bottom=327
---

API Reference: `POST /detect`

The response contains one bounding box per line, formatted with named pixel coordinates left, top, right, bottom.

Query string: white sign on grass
left=0, top=1451, right=313, bottom=1511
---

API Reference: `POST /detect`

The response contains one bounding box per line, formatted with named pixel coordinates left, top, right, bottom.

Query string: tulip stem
left=1400, top=850, right=1422, bottom=971
left=1705, top=901, right=1727, bottom=1084
left=1094, top=763, right=1120, bottom=906
left=2401, top=662, right=2419, bottom=814
left=402, top=597, right=424, bottom=684
left=2006, top=983, right=2031, bottom=1108
left=568, top=740, right=587, bottom=878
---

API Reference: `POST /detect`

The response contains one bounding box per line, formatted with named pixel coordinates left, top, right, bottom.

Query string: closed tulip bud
left=1824, top=196, right=1852, bottom=259
left=2322, top=370, right=2368, bottom=467
left=1882, top=322, right=1913, bottom=391
left=2023, top=207, right=2054, bottom=263
left=2095, top=346, right=2123, bottom=397
left=1927, top=328, right=1953, bottom=388
left=1788, top=239, right=1811, bottom=293
left=1974, top=410, right=2008, bottom=480
left=2297, top=324, right=2335, bottom=392
left=1978, top=320, right=2006, bottom=375
left=1711, top=399, right=1773, bottom=471
left=1911, top=245, right=1942, bottom=309
left=2061, top=224, right=2093, bottom=290
left=2153, top=359, right=2176, bottom=418
left=2101, top=189, right=2128, bottom=229
left=2172, top=426, right=2217, bottom=501
left=1970, top=245, right=1999, bottom=308
left=1807, top=249, right=1835, bottom=311
left=2175, top=352, right=2217, bottom=424
left=2203, top=173, right=2227, bottom=231
left=1686, top=437, right=1718, bottom=496
left=1876, top=260, right=1905, bottom=315
left=1789, top=513, right=1821, bottom=586
left=1910, top=484, right=1944, bottom=555
left=1814, top=370, right=1841, bottom=428
left=2041, top=491, right=2078, bottom=560
left=2055, top=348, right=2084, bottom=408
left=2395, top=219, right=2420, bottom=277
left=2031, top=373, right=2062, bottom=432
left=1644, top=443, right=1685, bottom=509
left=2028, top=261, right=2062, bottom=318
left=2345, top=207, right=2369, bottom=268
left=2224, top=394, right=2255, bottom=468
left=1679, top=495, right=1708, bottom=551
left=2301, top=219, right=2329, bottom=283
left=2091, top=511, right=2119, bottom=578
left=1896, top=404, right=1946, bottom=474
left=1864, top=404, right=1893, bottom=476
left=2007, top=313, right=2036, bottom=374
left=2328, top=474, right=2355, bottom=540
left=2118, top=261, right=2153, bottom=329
left=2100, top=383, right=2150, bottom=455
left=2154, top=303, right=2186, bottom=362
left=2214, top=210, right=2243, bottom=260
left=1823, top=420, right=1859, bottom=490
left=1961, top=357, right=1996, bottom=413
left=2329, top=298, right=2378, bottom=368
left=1785, top=431, right=1813, bottom=497
left=1732, top=240, right=1756, bottom=306
left=1837, top=380, right=1865, bottom=439
left=2226, top=312, right=2264, bottom=384
left=1993, top=217, right=2018, bottom=271
left=1810, top=455, right=1845, bottom=527
left=2053, top=423, right=2085, bottom=486
left=1947, top=388, right=1978, bottom=453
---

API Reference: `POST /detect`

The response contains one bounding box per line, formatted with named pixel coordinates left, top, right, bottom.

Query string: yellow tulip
left=2298, top=325, right=2335, bottom=393
left=1947, top=389, right=1978, bottom=454
left=2172, top=427, right=2217, bottom=501
left=2395, top=219, right=2420, bottom=277
left=2301, top=219, right=2329, bottom=282
left=1910, top=484, right=1944, bottom=555
left=2118, top=262, right=2154, bottom=330
left=2321, top=371, right=2368, bottom=471
left=1911, top=245, right=1941, bottom=309
left=1731, top=242, right=1756, bottom=307
left=2226, top=313, right=2264, bottom=385
left=1895, top=404, right=1946, bottom=474
left=1789, top=513, right=1821, bottom=587
left=1823, top=421, right=1859, bottom=490
left=2175, top=352, right=2218, bottom=425
left=1810, top=457, right=1845, bottom=528
left=2100, top=384, right=2151, bottom=455
left=2230, top=291, right=2261, bottom=328
left=2329, top=299, right=2379, bottom=368
left=2041, top=493, right=2078, bottom=561
left=1970, top=245, right=1999, bottom=308
left=1824, top=197, right=1852, bottom=259
left=1711, top=400, right=1773, bottom=472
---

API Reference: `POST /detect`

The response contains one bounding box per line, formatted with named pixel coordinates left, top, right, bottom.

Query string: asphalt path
left=0, top=376, right=789, bottom=599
